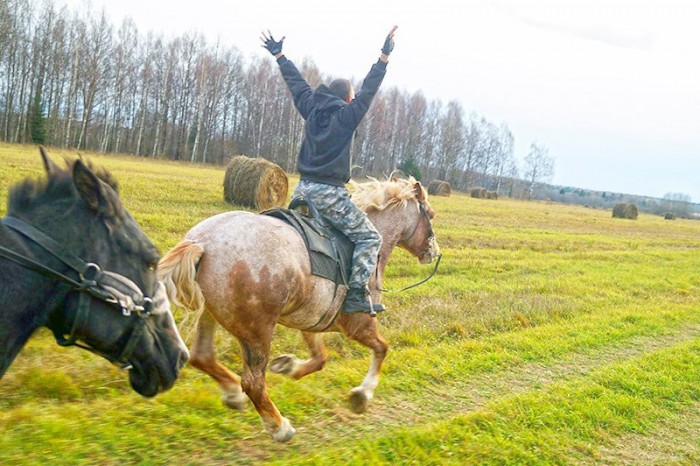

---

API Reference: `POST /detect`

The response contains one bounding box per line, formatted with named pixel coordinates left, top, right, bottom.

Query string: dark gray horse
left=0, top=148, right=188, bottom=397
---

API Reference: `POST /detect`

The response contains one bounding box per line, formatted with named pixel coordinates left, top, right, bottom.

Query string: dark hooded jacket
left=277, top=55, right=387, bottom=187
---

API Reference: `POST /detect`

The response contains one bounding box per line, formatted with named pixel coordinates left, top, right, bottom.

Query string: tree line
left=0, top=0, right=556, bottom=195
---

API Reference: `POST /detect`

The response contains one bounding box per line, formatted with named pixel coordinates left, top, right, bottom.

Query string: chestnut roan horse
left=159, top=177, right=439, bottom=441
left=0, top=148, right=189, bottom=397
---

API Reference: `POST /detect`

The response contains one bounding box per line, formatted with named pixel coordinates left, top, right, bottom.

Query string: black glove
left=261, top=31, right=284, bottom=56
left=381, top=35, right=394, bottom=55
left=381, top=27, right=397, bottom=55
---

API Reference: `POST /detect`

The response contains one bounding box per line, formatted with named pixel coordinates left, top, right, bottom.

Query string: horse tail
left=158, top=240, right=206, bottom=320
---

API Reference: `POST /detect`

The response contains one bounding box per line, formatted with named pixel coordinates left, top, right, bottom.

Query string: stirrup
left=342, top=288, right=385, bottom=316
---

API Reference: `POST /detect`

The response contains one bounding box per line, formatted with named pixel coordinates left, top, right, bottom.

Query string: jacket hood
left=313, top=85, right=346, bottom=112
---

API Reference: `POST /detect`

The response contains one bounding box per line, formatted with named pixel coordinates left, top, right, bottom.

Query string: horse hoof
left=349, top=388, right=368, bottom=414
left=270, top=354, right=296, bottom=375
left=270, top=417, right=296, bottom=443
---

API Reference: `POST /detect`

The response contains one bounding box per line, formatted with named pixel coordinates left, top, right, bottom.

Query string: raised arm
left=338, top=26, right=398, bottom=128
left=261, top=30, right=314, bottom=119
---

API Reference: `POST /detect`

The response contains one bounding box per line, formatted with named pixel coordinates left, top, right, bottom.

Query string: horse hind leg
left=270, top=331, right=328, bottom=380
left=338, top=314, right=388, bottom=414
left=238, top=335, right=295, bottom=442
left=188, top=311, right=248, bottom=410
left=194, top=308, right=294, bottom=442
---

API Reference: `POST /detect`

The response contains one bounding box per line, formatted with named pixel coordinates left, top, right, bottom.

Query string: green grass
left=279, top=340, right=700, bottom=465
left=1, top=143, right=699, bottom=464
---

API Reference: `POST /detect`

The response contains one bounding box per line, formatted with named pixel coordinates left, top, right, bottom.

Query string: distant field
left=1, top=143, right=699, bottom=465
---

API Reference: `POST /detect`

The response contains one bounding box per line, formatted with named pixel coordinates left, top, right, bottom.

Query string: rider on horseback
left=262, top=27, right=397, bottom=316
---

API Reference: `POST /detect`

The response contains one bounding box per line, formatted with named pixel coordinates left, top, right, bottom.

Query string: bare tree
left=456, top=113, right=481, bottom=188
left=418, top=99, right=442, bottom=181
left=353, top=87, right=392, bottom=177
left=385, top=87, right=406, bottom=172
left=662, top=192, right=692, bottom=217
left=523, top=142, right=555, bottom=199
left=215, top=47, right=245, bottom=163
left=435, top=99, right=464, bottom=182
left=149, top=33, right=174, bottom=157
left=403, top=90, right=427, bottom=161
left=472, top=118, right=499, bottom=187
left=99, top=17, right=138, bottom=153
left=490, top=123, right=514, bottom=194
left=75, top=9, right=112, bottom=150
left=502, top=153, right=520, bottom=198
left=2, top=0, right=33, bottom=142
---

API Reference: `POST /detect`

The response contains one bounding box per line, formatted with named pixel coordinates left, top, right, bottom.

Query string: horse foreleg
left=188, top=311, right=248, bottom=410
left=238, top=337, right=296, bottom=443
left=269, top=331, right=328, bottom=380
left=337, top=314, right=388, bottom=414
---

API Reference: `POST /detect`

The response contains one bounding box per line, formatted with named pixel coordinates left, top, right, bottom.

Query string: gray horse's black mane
left=8, top=158, right=120, bottom=214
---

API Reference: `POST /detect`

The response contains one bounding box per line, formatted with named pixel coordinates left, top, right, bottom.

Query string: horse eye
left=147, top=261, right=157, bottom=272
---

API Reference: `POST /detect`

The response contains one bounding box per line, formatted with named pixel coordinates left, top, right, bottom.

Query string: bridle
left=381, top=199, right=442, bottom=294
left=0, top=216, right=157, bottom=370
left=404, top=199, right=437, bottom=257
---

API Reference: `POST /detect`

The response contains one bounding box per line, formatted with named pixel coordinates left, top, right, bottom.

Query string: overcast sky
left=64, top=0, right=700, bottom=202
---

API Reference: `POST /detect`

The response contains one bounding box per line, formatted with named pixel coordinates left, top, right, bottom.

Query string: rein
left=380, top=253, right=442, bottom=293
left=0, top=216, right=155, bottom=369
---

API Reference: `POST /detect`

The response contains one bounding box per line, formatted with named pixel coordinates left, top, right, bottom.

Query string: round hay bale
left=486, top=190, right=498, bottom=200
left=612, top=203, right=625, bottom=218
left=623, top=204, right=638, bottom=219
left=428, top=180, right=451, bottom=197
left=223, top=155, right=288, bottom=211
left=664, top=212, right=676, bottom=220
left=471, top=187, right=487, bottom=199
left=612, top=203, right=638, bottom=220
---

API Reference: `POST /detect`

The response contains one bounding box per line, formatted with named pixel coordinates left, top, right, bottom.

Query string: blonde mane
left=350, top=176, right=425, bottom=212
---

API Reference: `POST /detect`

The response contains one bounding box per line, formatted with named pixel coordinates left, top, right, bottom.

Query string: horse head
left=4, top=148, right=188, bottom=396
left=399, top=180, right=440, bottom=264
left=354, top=177, right=440, bottom=265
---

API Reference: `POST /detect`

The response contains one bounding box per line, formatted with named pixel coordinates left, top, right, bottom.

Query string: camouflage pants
left=293, top=180, right=382, bottom=290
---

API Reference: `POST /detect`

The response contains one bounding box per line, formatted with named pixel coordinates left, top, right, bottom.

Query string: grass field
left=1, top=142, right=699, bottom=465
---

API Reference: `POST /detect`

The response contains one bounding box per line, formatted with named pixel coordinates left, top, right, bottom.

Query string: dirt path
left=231, top=323, right=700, bottom=463
left=593, top=401, right=700, bottom=465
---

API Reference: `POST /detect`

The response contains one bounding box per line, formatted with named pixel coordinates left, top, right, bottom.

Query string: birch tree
left=523, top=142, right=555, bottom=199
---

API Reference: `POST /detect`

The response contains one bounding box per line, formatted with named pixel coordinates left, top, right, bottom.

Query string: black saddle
left=262, top=198, right=354, bottom=287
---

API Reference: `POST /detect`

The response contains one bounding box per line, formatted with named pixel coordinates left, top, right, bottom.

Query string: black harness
left=0, top=216, right=156, bottom=369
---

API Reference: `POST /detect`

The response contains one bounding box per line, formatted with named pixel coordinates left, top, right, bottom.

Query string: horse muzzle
left=419, top=238, right=440, bottom=264
left=127, top=284, right=189, bottom=397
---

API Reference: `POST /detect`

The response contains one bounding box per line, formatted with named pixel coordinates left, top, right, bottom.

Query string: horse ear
left=39, top=146, right=61, bottom=176
left=414, top=182, right=426, bottom=203
left=74, top=160, right=121, bottom=218
left=73, top=160, right=107, bottom=213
